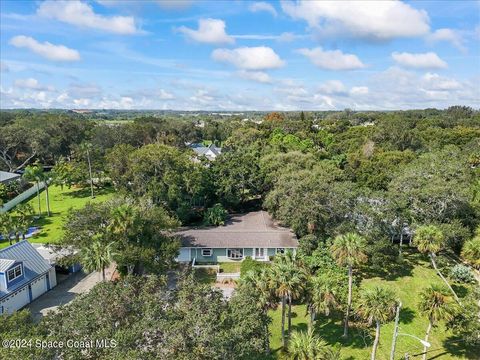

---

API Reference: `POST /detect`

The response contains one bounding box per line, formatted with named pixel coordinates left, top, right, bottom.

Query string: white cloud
left=177, top=18, right=234, bottom=44
left=422, top=73, right=461, bottom=90
left=38, top=0, right=140, bottom=34
left=297, top=47, right=365, bottom=70
left=249, top=2, right=277, bottom=17
left=158, top=89, right=175, bottom=99
left=10, top=35, right=81, bottom=62
left=14, top=78, right=55, bottom=91
left=237, top=70, right=272, bottom=83
left=350, top=86, right=369, bottom=95
left=212, top=46, right=285, bottom=70
left=427, top=28, right=466, bottom=52
left=392, top=51, right=447, bottom=69
left=281, top=0, right=430, bottom=40
left=0, top=62, right=9, bottom=72
left=318, top=80, right=347, bottom=95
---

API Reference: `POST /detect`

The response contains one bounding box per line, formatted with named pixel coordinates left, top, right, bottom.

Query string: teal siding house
left=175, top=211, right=298, bottom=263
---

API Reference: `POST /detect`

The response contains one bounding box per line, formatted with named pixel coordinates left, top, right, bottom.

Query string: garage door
left=0, top=287, right=30, bottom=314
left=176, top=248, right=191, bottom=262
left=31, top=276, right=47, bottom=300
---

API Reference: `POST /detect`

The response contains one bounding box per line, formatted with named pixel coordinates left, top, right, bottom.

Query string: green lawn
left=268, top=251, right=477, bottom=360
left=219, top=262, right=241, bottom=273
left=0, top=185, right=114, bottom=249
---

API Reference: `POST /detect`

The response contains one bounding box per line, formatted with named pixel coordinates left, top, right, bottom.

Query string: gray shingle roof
left=0, top=241, right=53, bottom=298
left=176, top=211, right=298, bottom=248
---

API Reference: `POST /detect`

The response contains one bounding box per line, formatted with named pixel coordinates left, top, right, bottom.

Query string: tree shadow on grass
left=441, top=336, right=479, bottom=360
left=362, top=249, right=428, bottom=281
left=63, top=186, right=113, bottom=199
left=451, top=284, right=469, bottom=299
left=314, top=316, right=371, bottom=350
left=399, top=306, right=416, bottom=325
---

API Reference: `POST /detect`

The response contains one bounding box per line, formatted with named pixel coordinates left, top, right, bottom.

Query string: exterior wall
left=48, top=268, right=57, bottom=288
left=190, top=247, right=297, bottom=263
left=0, top=286, right=29, bottom=315
left=0, top=268, right=57, bottom=315
left=191, top=248, right=225, bottom=263
left=30, top=275, right=47, bottom=300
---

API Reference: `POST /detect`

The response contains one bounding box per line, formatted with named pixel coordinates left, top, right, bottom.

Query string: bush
left=203, top=203, right=228, bottom=226
left=450, top=264, right=475, bottom=283
left=240, top=257, right=268, bottom=277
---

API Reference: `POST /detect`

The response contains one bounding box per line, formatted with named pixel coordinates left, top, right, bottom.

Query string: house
left=0, top=170, right=21, bottom=184
left=0, top=241, right=57, bottom=315
left=175, top=211, right=298, bottom=263
left=189, top=143, right=222, bottom=161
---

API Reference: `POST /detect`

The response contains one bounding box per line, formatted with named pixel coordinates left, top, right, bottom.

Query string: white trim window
left=255, top=248, right=265, bottom=258
left=276, top=248, right=285, bottom=254
left=7, top=264, right=22, bottom=282
left=201, top=248, right=213, bottom=257
left=227, top=248, right=243, bottom=260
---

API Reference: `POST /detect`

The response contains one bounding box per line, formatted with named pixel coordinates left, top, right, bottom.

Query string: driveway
left=27, top=270, right=105, bottom=322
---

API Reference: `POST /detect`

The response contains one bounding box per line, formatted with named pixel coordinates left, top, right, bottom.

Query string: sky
left=0, top=0, right=479, bottom=111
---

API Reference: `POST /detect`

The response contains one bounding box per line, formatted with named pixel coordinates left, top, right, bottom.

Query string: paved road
left=27, top=270, right=103, bottom=322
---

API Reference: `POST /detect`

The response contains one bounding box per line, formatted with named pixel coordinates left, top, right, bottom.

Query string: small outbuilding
left=0, top=241, right=57, bottom=315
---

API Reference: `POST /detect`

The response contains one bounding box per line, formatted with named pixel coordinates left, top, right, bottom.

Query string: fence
left=0, top=183, right=45, bottom=213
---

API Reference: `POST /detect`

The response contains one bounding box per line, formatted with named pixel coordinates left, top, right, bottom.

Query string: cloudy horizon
left=1, top=0, right=479, bottom=111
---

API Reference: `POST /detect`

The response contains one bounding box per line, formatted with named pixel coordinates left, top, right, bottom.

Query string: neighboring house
left=0, top=170, right=20, bottom=184
left=32, top=244, right=82, bottom=274
left=175, top=211, right=298, bottom=263
left=189, top=143, right=222, bottom=161
left=0, top=241, right=57, bottom=315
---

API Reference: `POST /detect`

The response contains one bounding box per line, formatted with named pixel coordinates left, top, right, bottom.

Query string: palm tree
left=414, top=225, right=460, bottom=303
left=78, top=142, right=95, bottom=198
left=331, top=232, right=368, bottom=337
left=272, top=251, right=307, bottom=348
left=356, top=286, right=397, bottom=360
left=308, top=273, right=340, bottom=329
left=461, top=229, right=480, bottom=269
left=108, top=204, right=137, bottom=238
left=242, top=267, right=276, bottom=355
left=23, top=164, right=43, bottom=216
left=81, top=237, right=116, bottom=281
left=418, top=285, right=457, bottom=360
left=288, top=329, right=325, bottom=360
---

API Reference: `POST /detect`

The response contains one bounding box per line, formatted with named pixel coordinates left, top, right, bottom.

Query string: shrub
left=240, top=257, right=268, bottom=277
left=203, top=203, right=228, bottom=226
left=450, top=264, right=475, bottom=283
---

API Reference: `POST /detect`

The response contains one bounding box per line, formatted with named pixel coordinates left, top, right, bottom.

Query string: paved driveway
left=27, top=270, right=102, bottom=322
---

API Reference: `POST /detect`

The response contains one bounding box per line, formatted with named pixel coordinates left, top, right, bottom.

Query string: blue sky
left=1, top=0, right=479, bottom=110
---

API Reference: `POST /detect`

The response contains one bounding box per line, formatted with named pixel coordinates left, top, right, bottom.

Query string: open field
left=0, top=185, right=114, bottom=249
left=268, top=250, right=478, bottom=360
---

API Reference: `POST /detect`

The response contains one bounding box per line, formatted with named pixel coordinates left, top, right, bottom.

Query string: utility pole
left=390, top=300, right=402, bottom=360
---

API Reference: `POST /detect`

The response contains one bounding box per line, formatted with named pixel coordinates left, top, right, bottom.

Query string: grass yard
left=268, top=250, right=478, bottom=360
left=219, top=262, right=241, bottom=273
left=0, top=185, right=114, bottom=249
